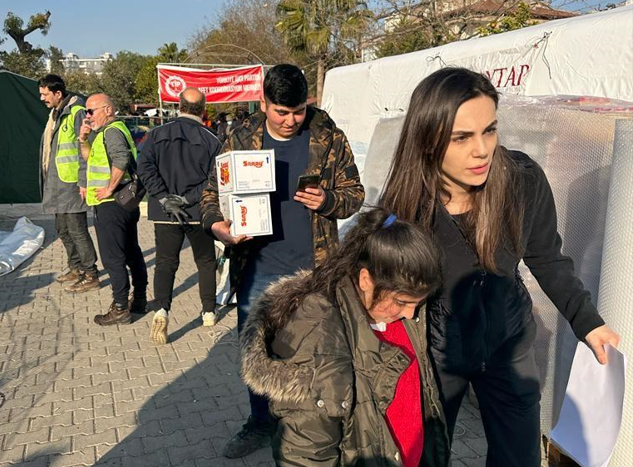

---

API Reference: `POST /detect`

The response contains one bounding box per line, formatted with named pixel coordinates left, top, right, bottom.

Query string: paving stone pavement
left=0, top=213, right=549, bottom=467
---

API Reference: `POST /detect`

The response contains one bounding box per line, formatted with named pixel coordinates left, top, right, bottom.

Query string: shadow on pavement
left=91, top=316, right=269, bottom=466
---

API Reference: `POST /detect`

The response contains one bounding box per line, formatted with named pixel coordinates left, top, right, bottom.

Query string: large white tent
left=322, top=5, right=633, bottom=161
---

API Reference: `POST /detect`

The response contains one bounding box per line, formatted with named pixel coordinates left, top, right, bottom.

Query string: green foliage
left=47, top=46, right=64, bottom=75
left=477, top=2, right=536, bottom=37
left=135, top=56, right=161, bottom=106
left=375, top=18, right=432, bottom=58
left=0, top=10, right=51, bottom=78
left=3, top=11, right=51, bottom=39
left=275, top=0, right=371, bottom=63
left=0, top=50, right=45, bottom=77
left=62, top=70, right=101, bottom=96
left=157, top=42, right=188, bottom=63
left=99, top=51, right=152, bottom=111
left=275, top=0, right=372, bottom=101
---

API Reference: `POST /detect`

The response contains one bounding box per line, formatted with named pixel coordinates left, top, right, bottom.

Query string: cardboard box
left=216, top=150, right=275, bottom=195
left=220, top=193, right=272, bottom=237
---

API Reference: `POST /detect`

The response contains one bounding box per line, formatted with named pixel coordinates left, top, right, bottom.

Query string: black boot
left=128, top=294, right=148, bottom=314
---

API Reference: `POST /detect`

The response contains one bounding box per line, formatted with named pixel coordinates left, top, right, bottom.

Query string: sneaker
left=223, top=416, right=275, bottom=458
left=56, top=269, right=80, bottom=283
left=150, top=308, right=169, bottom=345
left=202, top=311, right=216, bottom=327
left=129, top=295, right=148, bottom=314
left=65, top=272, right=100, bottom=293
left=94, top=301, right=132, bottom=326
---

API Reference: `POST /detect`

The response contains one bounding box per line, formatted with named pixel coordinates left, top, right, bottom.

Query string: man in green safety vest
left=38, top=74, right=100, bottom=293
left=78, top=93, right=148, bottom=326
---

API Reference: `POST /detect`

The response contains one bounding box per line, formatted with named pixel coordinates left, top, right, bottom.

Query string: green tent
left=0, top=70, right=49, bottom=204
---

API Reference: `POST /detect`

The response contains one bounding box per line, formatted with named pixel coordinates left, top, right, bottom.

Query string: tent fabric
left=0, top=70, right=48, bottom=204
left=321, top=6, right=633, bottom=162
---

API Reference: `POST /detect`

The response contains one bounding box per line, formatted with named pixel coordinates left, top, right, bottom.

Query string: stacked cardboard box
left=216, top=150, right=275, bottom=237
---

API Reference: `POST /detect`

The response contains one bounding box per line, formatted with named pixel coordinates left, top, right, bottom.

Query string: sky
left=0, top=0, right=227, bottom=57
left=0, top=0, right=615, bottom=58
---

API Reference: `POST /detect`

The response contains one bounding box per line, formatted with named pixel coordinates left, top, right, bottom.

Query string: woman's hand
left=585, top=325, right=621, bottom=365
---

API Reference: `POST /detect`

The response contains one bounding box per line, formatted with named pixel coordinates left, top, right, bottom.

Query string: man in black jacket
left=137, top=87, right=222, bottom=344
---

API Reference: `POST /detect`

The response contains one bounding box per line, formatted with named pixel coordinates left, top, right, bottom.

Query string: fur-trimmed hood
left=240, top=272, right=316, bottom=405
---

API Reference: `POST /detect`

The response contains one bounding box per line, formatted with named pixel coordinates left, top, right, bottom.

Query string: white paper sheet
left=550, top=343, right=626, bottom=467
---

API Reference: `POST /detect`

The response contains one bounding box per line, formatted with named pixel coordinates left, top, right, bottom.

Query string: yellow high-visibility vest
left=86, top=120, right=136, bottom=206
left=55, top=104, right=84, bottom=183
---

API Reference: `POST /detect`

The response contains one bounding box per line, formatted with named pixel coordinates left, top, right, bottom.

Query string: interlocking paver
left=73, top=430, right=117, bottom=451
left=30, top=412, right=73, bottom=431
left=0, top=213, right=549, bottom=467
left=46, top=448, right=97, bottom=467
left=168, top=439, right=215, bottom=465
left=142, top=430, right=189, bottom=453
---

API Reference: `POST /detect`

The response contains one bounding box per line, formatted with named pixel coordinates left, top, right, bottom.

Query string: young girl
left=380, top=67, right=620, bottom=467
left=240, top=208, right=450, bottom=467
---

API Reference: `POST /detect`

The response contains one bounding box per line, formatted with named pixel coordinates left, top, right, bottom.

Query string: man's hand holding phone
left=79, top=118, right=92, bottom=143
left=294, top=174, right=325, bottom=211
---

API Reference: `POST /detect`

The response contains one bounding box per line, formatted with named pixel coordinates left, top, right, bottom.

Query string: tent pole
left=157, top=65, right=163, bottom=126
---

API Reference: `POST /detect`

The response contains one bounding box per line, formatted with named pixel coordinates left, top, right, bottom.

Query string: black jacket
left=137, top=116, right=222, bottom=222
left=428, top=151, right=605, bottom=374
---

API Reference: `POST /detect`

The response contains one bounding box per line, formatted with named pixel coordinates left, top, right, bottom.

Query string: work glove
left=160, top=195, right=191, bottom=226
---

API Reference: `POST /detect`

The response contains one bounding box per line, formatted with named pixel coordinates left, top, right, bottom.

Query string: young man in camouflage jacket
left=200, top=64, right=364, bottom=458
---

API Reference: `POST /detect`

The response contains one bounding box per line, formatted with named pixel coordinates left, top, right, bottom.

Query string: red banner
left=157, top=65, right=264, bottom=103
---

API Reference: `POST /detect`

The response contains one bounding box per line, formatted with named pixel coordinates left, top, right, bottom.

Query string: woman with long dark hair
left=240, top=208, right=450, bottom=466
left=380, top=67, right=620, bottom=467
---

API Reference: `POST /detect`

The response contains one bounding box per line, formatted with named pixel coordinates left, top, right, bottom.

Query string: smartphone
left=297, top=174, right=320, bottom=192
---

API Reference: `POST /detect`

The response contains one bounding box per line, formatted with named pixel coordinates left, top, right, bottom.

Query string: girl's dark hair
left=379, top=67, right=524, bottom=271
left=287, top=208, right=441, bottom=310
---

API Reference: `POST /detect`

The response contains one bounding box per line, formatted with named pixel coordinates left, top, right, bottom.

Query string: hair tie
left=382, top=214, right=397, bottom=228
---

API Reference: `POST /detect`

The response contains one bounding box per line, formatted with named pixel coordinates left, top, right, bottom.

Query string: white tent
left=322, top=5, right=633, bottom=162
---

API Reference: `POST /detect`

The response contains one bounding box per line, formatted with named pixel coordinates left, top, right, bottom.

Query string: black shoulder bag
left=113, top=136, right=147, bottom=212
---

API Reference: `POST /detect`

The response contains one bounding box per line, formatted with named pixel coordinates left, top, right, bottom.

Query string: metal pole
left=157, top=66, right=163, bottom=125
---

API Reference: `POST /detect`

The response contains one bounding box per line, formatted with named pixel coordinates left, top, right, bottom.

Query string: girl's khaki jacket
left=241, top=274, right=450, bottom=467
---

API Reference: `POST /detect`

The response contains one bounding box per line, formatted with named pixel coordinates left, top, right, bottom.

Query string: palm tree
left=275, top=0, right=371, bottom=105
left=157, top=42, right=188, bottom=63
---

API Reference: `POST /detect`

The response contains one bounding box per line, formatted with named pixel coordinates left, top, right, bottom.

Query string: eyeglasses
left=86, top=105, right=107, bottom=116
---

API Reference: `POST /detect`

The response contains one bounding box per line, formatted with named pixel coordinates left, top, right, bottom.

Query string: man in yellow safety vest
left=39, top=74, right=99, bottom=293
left=78, top=93, right=148, bottom=326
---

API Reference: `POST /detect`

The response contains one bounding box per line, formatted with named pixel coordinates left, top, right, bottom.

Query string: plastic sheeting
left=0, top=217, right=45, bottom=276
left=361, top=97, right=633, bottom=465
left=594, top=120, right=633, bottom=465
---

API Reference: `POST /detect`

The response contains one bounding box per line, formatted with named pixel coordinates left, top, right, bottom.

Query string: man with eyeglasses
left=38, top=74, right=100, bottom=293
left=78, top=93, right=148, bottom=326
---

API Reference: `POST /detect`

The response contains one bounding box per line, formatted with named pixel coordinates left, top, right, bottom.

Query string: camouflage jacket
left=200, top=106, right=365, bottom=296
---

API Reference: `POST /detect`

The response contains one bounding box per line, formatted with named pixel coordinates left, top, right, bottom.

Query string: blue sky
left=0, top=0, right=226, bottom=57
left=1, top=0, right=611, bottom=58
